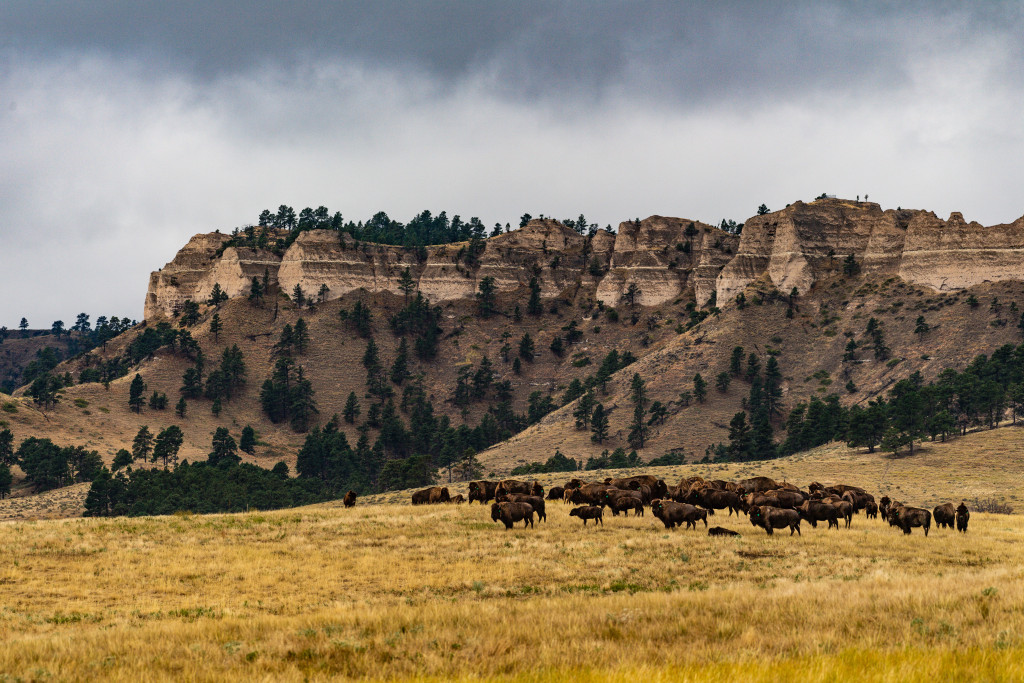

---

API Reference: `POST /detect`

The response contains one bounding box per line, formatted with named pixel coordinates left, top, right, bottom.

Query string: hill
left=4, top=197, right=1024, bottom=502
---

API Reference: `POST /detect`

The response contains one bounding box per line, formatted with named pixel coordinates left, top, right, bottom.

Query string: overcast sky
left=2, top=1, right=1023, bottom=327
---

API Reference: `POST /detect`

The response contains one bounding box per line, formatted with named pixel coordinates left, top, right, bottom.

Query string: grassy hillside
left=1, top=485, right=1021, bottom=680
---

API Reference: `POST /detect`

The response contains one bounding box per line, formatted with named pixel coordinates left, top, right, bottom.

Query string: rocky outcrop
left=144, top=201, right=1024, bottom=320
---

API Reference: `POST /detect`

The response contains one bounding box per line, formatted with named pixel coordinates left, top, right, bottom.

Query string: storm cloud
left=1, top=1, right=1023, bottom=326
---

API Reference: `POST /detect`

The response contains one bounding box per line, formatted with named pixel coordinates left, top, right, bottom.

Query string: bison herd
left=402, top=475, right=973, bottom=538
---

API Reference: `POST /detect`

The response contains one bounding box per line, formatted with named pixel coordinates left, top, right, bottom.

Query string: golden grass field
left=2, top=426, right=1024, bottom=680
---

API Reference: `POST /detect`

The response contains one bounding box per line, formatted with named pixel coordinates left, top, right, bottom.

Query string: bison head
left=748, top=505, right=764, bottom=527
left=569, top=508, right=581, bottom=518
left=490, top=503, right=502, bottom=522
left=651, top=480, right=668, bottom=498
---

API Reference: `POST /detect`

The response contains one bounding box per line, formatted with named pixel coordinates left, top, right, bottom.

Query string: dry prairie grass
left=2, top=494, right=1023, bottom=681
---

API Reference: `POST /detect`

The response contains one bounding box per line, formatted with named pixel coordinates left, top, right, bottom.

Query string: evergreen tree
left=181, top=365, right=203, bottom=398
left=727, top=412, right=752, bottom=460
left=0, top=462, right=10, bottom=499
left=476, top=276, right=497, bottom=318
left=764, top=356, right=783, bottom=416
left=151, top=426, right=184, bottom=468
left=590, top=403, right=609, bottom=443
left=472, top=356, right=493, bottom=398
left=207, top=283, right=228, bottom=308
left=248, top=276, right=264, bottom=306
left=519, top=333, right=535, bottom=361
left=240, top=425, right=256, bottom=454
left=209, top=427, right=240, bottom=466
left=398, top=267, right=416, bottom=302
left=343, top=391, right=361, bottom=424
left=693, top=374, right=707, bottom=402
left=624, top=282, right=641, bottom=307
left=716, top=372, right=731, bottom=392
left=292, top=284, right=306, bottom=308
left=562, top=378, right=585, bottom=405
left=209, top=313, right=222, bottom=342
left=175, top=396, right=187, bottom=418
left=527, top=277, right=542, bottom=315
left=0, top=428, right=13, bottom=466
left=914, top=315, right=930, bottom=337
left=549, top=335, right=564, bottom=356
left=132, top=426, right=153, bottom=463
left=847, top=399, right=888, bottom=453
left=128, top=374, right=146, bottom=413
left=289, top=366, right=318, bottom=432
left=573, top=390, right=596, bottom=430
left=211, top=398, right=222, bottom=417
left=293, top=318, right=310, bottom=353
left=745, top=353, right=761, bottom=382
left=730, top=346, right=744, bottom=376
left=390, top=337, right=410, bottom=385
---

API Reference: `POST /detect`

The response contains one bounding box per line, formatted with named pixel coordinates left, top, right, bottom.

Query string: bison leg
left=792, top=523, right=800, bottom=536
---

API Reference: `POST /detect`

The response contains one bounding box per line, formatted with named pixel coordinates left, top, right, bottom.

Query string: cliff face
left=144, top=218, right=736, bottom=318
left=145, top=201, right=1024, bottom=320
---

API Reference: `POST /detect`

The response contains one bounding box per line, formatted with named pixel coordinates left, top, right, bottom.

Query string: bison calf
left=569, top=505, right=604, bottom=526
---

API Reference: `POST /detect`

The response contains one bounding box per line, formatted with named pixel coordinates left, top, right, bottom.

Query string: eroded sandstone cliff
left=145, top=200, right=1024, bottom=320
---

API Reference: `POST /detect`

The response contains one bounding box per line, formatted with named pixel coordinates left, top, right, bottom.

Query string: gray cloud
left=1, top=2, right=1023, bottom=327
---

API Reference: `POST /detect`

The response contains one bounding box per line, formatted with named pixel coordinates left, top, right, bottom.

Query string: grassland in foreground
left=2, top=496, right=1024, bottom=681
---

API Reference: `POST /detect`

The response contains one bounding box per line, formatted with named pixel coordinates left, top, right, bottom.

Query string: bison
left=491, top=502, right=534, bottom=530
left=651, top=500, right=708, bottom=530
left=468, top=480, right=498, bottom=504
left=831, top=500, right=854, bottom=528
left=500, top=494, right=546, bottom=522
left=956, top=502, right=970, bottom=533
left=496, top=479, right=532, bottom=498
left=933, top=503, right=956, bottom=530
left=547, top=486, right=565, bottom=501
left=798, top=500, right=840, bottom=529
left=569, top=505, right=604, bottom=526
left=708, top=526, right=740, bottom=537
left=749, top=505, right=801, bottom=536
left=411, top=486, right=449, bottom=505
left=601, top=489, right=644, bottom=516
left=890, top=505, right=931, bottom=536
left=694, top=488, right=747, bottom=516
left=865, top=501, right=878, bottom=519
left=450, top=494, right=465, bottom=504
left=879, top=495, right=892, bottom=517
left=343, top=490, right=357, bottom=508
left=738, top=476, right=779, bottom=493
left=605, top=475, right=668, bottom=499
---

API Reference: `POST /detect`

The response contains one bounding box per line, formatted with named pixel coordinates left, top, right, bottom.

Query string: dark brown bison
left=411, top=486, right=449, bottom=505
left=564, top=478, right=586, bottom=490
left=956, top=502, right=969, bottom=533
left=708, top=526, right=740, bottom=537
left=606, top=475, right=668, bottom=499
left=694, top=488, right=747, bottom=516
left=570, top=483, right=614, bottom=505
left=547, top=486, right=565, bottom=501
left=865, top=501, right=878, bottom=519
left=749, top=505, right=801, bottom=536
left=842, top=489, right=875, bottom=512
left=831, top=500, right=854, bottom=528
left=450, top=494, right=465, bottom=504
left=343, top=490, right=357, bottom=508
left=890, top=505, right=931, bottom=536
left=798, top=500, right=840, bottom=529
left=531, top=481, right=544, bottom=497
left=933, top=503, right=956, bottom=530
left=651, top=500, right=708, bottom=530
left=569, top=505, right=603, bottom=526
left=468, top=480, right=498, bottom=504
left=496, top=479, right=532, bottom=497
left=879, top=496, right=892, bottom=517
left=767, top=489, right=806, bottom=509
left=745, top=492, right=782, bottom=509
left=501, top=494, right=546, bottom=522
left=491, top=502, right=534, bottom=530
left=738, top=476, right=779, bottom=494
left=601, top=489, right=644, bottom=516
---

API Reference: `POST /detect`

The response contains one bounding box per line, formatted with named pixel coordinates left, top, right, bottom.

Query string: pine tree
left=209, top=313, right=222, bottom=342
left=175, top=396, right=187, bottom=418
left=716, top=372, right=731, bottom=392
left=519, top=333, right=535, bottom=361
left=398, top=267, right=416, bottom=302
left=209, top=427, right=240, bottom=466
left=914, top=315, right=930, bottom=337
left=476, top=276, right=497, bottom=318
left=343, top=391, right=361, bottom=424
left=240, top=425, right=256, bottom=454
left=590, top=403, right=609, bottom=443
left=727, top=412, right=752, bottom=460
left=472, top=355, right=493, bottom=398
left=730, top=346, right=744, bottom=376
left=152, top=425, right=184, bottom=468
left=212, top=398, right=222, bottom=417
left=289, top=366, right=318, bottom=432
left=293, top=317, right=310, bottom=353
left=248, top=277, right=264, bottom=306
left=207, top=283, right=228, bottom=308
left=764, top=356, right=783, bottom=417
left=527, top=277, right=542, bottom=315
left=573, top=390, right=596, bottom=430
left=693, top=374, right=707, bottom=403
left=292, top=284, right=306, bottom=308
left=390, top=337, right=410, bottom=385
left=132, top=426, right=153, bottom=462
left=128, top=374, right=146, bottom=413
left=745, top=353, right=761, bottom=381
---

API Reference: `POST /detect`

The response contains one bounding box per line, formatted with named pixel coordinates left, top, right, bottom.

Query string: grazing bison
left=708, top=526, right=740, bottom=537
left=547, top=486, right=565, bottom=501
left=890, top=505, right=931, bottom=536
left=468, top=480, right=498, bottom=504
left=651, top=500, right=708, bottom=530
left=831, top=500, right=854, bottom=528
left=798, top=500, right=840, bottom=529
left=933, top=503, right=956, bottom=530
left=569, top=505, right=603, bottom=526
left=450, top=494, right=465, bottom=504
left=842, top=490, right=875, bottom=512
left=601, top=489, right=644, bottom=516
left=343, top=490, right=357, bottom=508
left=411, top=486, right=449, bottom=505
left=491, top=502, right=535, bottom=530
left=865, top=501, right=878, bottom=519
left=501, top=494, right=547, bottom=522
left=695, top=488, right=747, bottom=516
left=749, top=505, right=801, bottom=536
left=956, top=502, right=970, bottom=533
left=496, top=479, right=532, bottom=498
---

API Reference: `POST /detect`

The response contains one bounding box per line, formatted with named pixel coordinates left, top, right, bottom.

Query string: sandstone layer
left=145, top=200, right=1024, bottom=320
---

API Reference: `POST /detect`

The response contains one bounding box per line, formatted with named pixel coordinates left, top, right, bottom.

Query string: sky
left=2, top=1, right=1023, bottom=328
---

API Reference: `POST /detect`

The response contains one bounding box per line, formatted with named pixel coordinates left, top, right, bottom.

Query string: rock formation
left=144, top=199, right=1024, bottom=320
